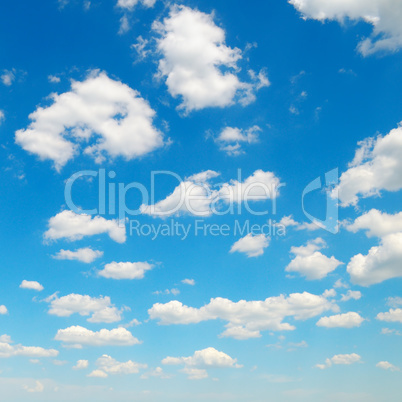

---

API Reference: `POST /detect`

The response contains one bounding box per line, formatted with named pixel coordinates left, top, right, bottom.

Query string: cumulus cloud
left=315, top=353, right=361, bottom=369
left=376, top=361, right=400, bottom=371
left=279, top=215, right=323, bottom=231
left=141, top=366, right=172, bottom=379
left=117, top=0, right=156, bottom=11
left=340, top=290, right=362, bottom=302
left=289, top=0, right=402, bottom=56
left=92, top=354, right=147, bottom=377
left=24, top=381, right=44, bottom=393
left=54, top=326, right=140, bottom=347
left=377, top=308, right=402, bottom=323
left=0, top=305, right=7, bottom=315
left=98, top=261, right=154, bottom=280
left=215, top=126, right=260, bottom=156
left=153, top=5, right=269, bottom=113
left=230, top=234, right=270, bottom=257
left=1, top=69, right=16, bottom=86
left=0, top=335, right=58, bottom=358
left=0, top=110, right=5, bottom=124
left=87, top=369, right=108, bottom=378
left=53, top=247, right=103, bottom=263
left=44, top=211, right=126, bottom=243
left=73, top=360, right=89, bottom=370
left=149, top=291, right=338, bottom=339
left=15, top=71, right=165, bottom=170
left=347, top=233, right=402, bottom=286
left=285, top=238, right=342, bottom=280
left=19, top=280, right=44, bottom=291
left=162, top=347, right=241, bottom=379
left=181, top=278, right=195, bottom=286
left=316, top=312, right=364, bottom=328
left=141, top=170, right=281, bottom=218
left=345, top=209, right=402, bottom=238
left=46, top=293, right=124, bottom=323
left=333, top=124, right=402, bottom=206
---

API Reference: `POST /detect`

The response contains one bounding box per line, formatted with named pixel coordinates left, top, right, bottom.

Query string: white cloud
left=215, top=126, right=260, bottom=156
left=0, top=305, right=8, bottom=315
left=153, top=288, right=180, bottom=296
left=149, top=291, right=338, bottom=338
left=15, top=71, right=165, bottom=170
left=347, top=233, right=402, bottom=286
left=48, top=75, right=61, bottom=83
left=316, top=353, right=361, bottom=369
left=24, top=381, right=44, bottom=393
left=162, top=347, right=241, bottom=379
left=181, top=279, right=195, bottom=286
left=377, top=308, right=402, bottom=323
left=0, top=335, right=58, bottom=358
left=141, top=366, right=172, bottom=379
left=345, top=209, right=402, bottom=238
left=87, top=369, right=108, bottom=378
left=141, top=170, right=281, bottom=218
left=340, top=290, right=362, bottom=302
left=44, top=211, right=126, bottom=243
left=376, top=361, right=400, bottom=371
left=153, top=5, right=268, bottom=113
left=0, top=110, right=5, bottom=124
left=95, top=354, right=147, bottom=375
left=54, top=326, right=141, bottom=347
left=279, top=215, right=323, bottom=231
left=19, top=280, right=44, bottom=292
left=73, top=360, right=89, bottom=370
left=1, top=69, right=15, bottom=86
left=381, top=327, right=401, bottom=336
left=47, top=293, right=123, bottom=323
left=289, top=0, right=402, bottom=55
left=316, top=312, right=364, bottom=328
left=230, top=234, right=270, bottom=257
left=117, top=0, right=156, bottom=11
left=334, top=124, right=402, bottom=206
left=98, top=261, right=154, bottom=280
left=387, top=296, right=402, bottom=307
left=285, top=238, right=342, bottom=280
left=53, top=247, right=103, bottom=263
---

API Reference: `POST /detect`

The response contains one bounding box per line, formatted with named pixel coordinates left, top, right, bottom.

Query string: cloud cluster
left=316, top=353, right=361, bottom=369
left=215, top=126, right=261, bottom=156
left=149, top=291, right=338, bottom=339
left=44, top=211, right=126, bottom=243
left=289, top=0, right=402, bottom=55
left=16, top=71, right=164, bottom=170
left=162, top=347, right=241, bottom=379
left=141, top=170, right=281, bottom=217
left=285, top=238, right=342, bottom=280
left=0, top=335, right=58, bottom=358
left=47, top=293, right=124, bottom=323
left=153, top=5, right=268, bottom=112
left=88, top=354, right=147, bottom=378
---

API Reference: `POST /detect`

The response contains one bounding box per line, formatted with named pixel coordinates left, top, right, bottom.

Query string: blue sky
left=1, top=0, right=402, bottom=400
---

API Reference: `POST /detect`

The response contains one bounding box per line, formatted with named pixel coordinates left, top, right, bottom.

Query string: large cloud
left=333, top=123, right=402, bottom=206
left=141, top=170, right=281, bottom=217
left=54, top=326, right=140, bottom=347
left=285, top=238, right=342, bottom=280
left=47, top=294, right=124, bottom=323
left=347, top=233, right=402, bottom=286
left=15, top=71, right=164, bottom=170
left=289, top=0, right=402, bottom=55
left=153, top=5, right=269, bottom=112
left=44, top=211, right=126, bottom=243
left=345, top=209, right=402, bottom=238
left=149, top=291, right=338, bottom=339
